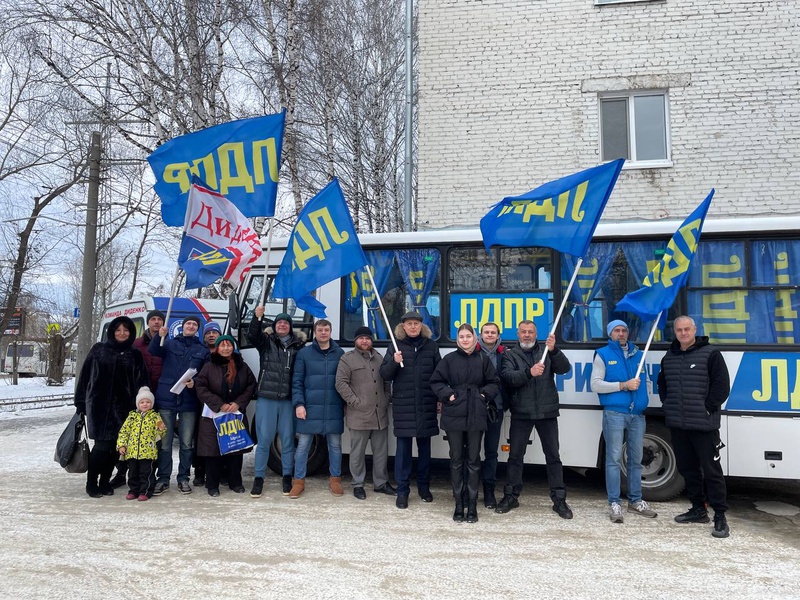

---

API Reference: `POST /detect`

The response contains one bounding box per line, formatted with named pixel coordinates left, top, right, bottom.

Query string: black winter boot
left=453, top=499, right=464, bottom=523
left=466, top=500, right=479, bottom=523
left=483, top=484, right=497, bottom=509
left=86, top=469, right=102, bottom=498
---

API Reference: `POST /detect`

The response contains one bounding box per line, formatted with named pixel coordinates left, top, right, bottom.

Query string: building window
left=600, top=91, right=671, bottom=168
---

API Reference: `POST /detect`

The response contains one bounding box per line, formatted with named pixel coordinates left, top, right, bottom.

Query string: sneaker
left=674, top=506, right=710, bottom=524
left=125, top=492, right=137, bottom=501
left=282, top=475, right=292, bottom=496
left=374, top=483, right=398, bottom=496
left=177, top=481, right=192, bottom=495
left=712, top=512, right=730, bottom=538
left=250, top=477, right=264, bottom=498
left=495, top=495, right=519, bottom=514
left=609, top=502, right=624, bottom=523
left=137, top=494, right=149, bottom=502
left=628, top=500, right=658, bottom=518
left=553, top=499, right=573, bottom=519
left=153, top=482, right=169, bottom=496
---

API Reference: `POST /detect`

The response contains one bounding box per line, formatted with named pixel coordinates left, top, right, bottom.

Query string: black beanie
left=183, top=315, right=202, bottom=329
left=146, top=310, right=165, bottom=323
left=354, top=326, right=374, bottom=340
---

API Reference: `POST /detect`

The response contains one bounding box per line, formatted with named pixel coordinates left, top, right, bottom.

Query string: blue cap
left=203, top=322, right=222, bottom=336
left=607, top=320, right=628, bottom=337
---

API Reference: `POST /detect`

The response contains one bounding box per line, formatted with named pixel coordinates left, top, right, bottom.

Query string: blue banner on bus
left=449, top=293, right=553, bottom=339
left=728, top=352, right=800, bottom=412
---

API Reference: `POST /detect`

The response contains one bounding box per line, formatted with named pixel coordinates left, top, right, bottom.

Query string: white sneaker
left=609, top=502, right=624, bottom=523
left=628, top=500, right=658, bottom=518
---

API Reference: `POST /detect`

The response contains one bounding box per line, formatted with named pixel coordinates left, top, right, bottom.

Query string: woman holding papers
left=196, top=335, right=256, bottom=496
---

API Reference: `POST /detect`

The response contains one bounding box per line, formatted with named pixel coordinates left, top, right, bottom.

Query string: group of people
left=74, top=307, right=731, bottom=538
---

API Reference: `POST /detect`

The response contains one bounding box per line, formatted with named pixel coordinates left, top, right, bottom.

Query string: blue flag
left=147, top=111, right=285, bottom=226
left=615, top=190, right=715, bottom=320
left=480, top=159, right=624, bottom=257
left=272, top=179, right=367, bottom=318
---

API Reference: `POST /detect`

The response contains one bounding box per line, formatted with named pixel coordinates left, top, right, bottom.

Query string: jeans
left=394, top=436, right=432, bottom=496
left=504, top=416, right=566, bottom=502
left=294, top=433, right=341, bottom=479
left=603, top=410, right=646, bottom=505
left=481, top=415, right=503, bottom=487
left=157, top=409, right=197, bottom=484
left=253, top=398, right=296, bottom=478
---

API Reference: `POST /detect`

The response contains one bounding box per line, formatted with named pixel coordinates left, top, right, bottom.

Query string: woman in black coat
left=196, top=335, right=256, bottom=496
left=430, top=323, right=500, bottom=523
left=74, top=316, right=148, bottom=498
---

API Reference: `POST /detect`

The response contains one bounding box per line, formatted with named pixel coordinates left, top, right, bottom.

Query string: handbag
left=54, top=413, right=90, bottom=473
left=213, top=411, right=255, bottom=455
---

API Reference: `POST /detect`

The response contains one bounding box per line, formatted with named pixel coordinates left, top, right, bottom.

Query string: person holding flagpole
left=591, top=319, right=657, bottom=523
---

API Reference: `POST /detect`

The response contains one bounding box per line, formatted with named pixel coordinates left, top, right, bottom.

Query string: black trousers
left=670, top=427, right=728, bottom=513
left=205, top=454, right=243, bottom=490
left=127, top=459, right=157, bottom=497
left=447, top=430, right=483, bottom=502
left=88, top=440, right=117, bottom=485
left=504, top=416, right=566, bottom=502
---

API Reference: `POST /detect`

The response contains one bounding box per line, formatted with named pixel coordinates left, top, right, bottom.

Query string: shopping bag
left=64, top=436, right=89, bottom=473
left=213, top=412, right=254, bottom=455
left=54, top=412, right=87, bottom=470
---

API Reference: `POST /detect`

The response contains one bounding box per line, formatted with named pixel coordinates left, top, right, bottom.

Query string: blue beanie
left=203, top=322, right=221, bottom=336
left=607, top=319, right=628, bottom=337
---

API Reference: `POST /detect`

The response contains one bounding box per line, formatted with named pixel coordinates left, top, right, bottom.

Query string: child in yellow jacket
left=117, top=387, right=165, bottom=501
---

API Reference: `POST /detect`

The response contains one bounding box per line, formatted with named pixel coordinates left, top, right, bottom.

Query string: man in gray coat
left=335, top=326, right=397, bottom=499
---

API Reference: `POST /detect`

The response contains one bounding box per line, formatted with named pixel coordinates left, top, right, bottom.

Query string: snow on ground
left=0, top=375, right=75, bottom=399
left=1, top=407, right=799, bottom=600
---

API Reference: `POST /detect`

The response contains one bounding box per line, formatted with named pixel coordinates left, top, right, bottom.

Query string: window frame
left=599, top=90, right=673, bottom=169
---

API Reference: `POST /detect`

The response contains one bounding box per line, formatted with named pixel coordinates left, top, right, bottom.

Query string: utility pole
left=76, top=131, right=101, bottom=372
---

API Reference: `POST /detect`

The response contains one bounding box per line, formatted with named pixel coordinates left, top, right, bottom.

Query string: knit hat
left=203, top=322, right=221, bottom=337
left=136, top=386, right=155, bottom=408
left=215, top=334, right=237, bottom=350
left=183, top=315, right=202, bottom=329
left=274, top=313, right=292, bottom=326
left=354, top=326, right=373, bottom=340
left=607, top=319, right=628, bottom=337
left=146, top=309, right=165, bottom=324
left=400, top=311, right=423, bottom=322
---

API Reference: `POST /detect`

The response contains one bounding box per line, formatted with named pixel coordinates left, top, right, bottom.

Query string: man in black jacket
left=657, top=315, right=731, bottom=538
left=496, top=320, right=573, bottom=519
left=247, top=308, right=306, bottom=498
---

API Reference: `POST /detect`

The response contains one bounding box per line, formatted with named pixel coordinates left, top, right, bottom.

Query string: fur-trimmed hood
left=393, top=322, right=433, bottom=341
left=265, top=327, right=308, bottom=343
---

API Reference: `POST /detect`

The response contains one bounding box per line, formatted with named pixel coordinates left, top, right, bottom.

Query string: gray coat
left=335, top=348, right=391, bottom=431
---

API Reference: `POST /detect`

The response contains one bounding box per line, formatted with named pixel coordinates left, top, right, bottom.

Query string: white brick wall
left=416, top=0, right=800, bottom=227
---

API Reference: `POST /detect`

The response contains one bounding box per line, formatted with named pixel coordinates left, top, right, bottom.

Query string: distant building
left=416, top=0, right=800, bottom=227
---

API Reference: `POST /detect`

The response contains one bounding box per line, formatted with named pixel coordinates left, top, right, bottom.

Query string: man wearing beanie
left=203, top=322, right=221, bottom=349
left=149, top=314, right=210, bottom=495
left=591, top=320, right=656, bottom=523
left=335, top=326, right=396, bottom=500
left=247, top=306, right=306, bottom=498
left=111, top=308, right=166, bottom=489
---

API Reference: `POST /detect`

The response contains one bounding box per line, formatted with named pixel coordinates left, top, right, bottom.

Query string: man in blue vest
left=591, top=320, right=657, bottom=523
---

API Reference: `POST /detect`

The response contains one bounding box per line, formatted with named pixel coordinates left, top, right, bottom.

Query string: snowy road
left=1, top=407, right=798, bottom=600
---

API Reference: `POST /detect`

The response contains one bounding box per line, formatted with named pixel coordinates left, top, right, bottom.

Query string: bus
left=229, top=216, right=800, bottom=500
left=2, top=342, right=47, bottom=377
left=99, top=297, right=230, bottom=342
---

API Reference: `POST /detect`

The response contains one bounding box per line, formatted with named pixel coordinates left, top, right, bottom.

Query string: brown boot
left=329, top=476, right=344, bottom=496
left=289, top=478, right=305, bottom=499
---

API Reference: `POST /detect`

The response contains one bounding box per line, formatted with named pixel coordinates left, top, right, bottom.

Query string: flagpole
left=258, top=217, right=275, bottom=307
left=161, top=264, right=183, bottom=347
left=636, top=310, right=662, bottom=377
left=540, top=257, right=583, bottom=364
left=365, top=265, right=404, bottom=368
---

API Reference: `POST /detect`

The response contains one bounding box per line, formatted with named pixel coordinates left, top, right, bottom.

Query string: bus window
left=238, top=274, right=314, bottom=346
left=449, top=248, right=495, bottom=290
left=343, top=248, right=441, bottom=341
left=687, top=239, right=800, bottom=344
left=500, top=248, right=551, bottom=291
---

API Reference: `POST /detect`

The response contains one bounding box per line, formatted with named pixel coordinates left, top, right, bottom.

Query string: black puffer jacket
left=657, top=336, right=730, bottom=431
left=196, top=352, right=257, bottom=457
left=430, top=348, right=500, bottom=432
left=501, top=343, right=571, bottom=420
left=74, top=316, right=149, bottom=441
left=246, top=317, right=306, bottom=400
left=379, top=323, right=441, bottom=438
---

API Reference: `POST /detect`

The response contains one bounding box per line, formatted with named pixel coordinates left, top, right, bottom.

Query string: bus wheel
left=622, top=421, right=684, bottom=502
left=267, top=434, right=329, bottom=476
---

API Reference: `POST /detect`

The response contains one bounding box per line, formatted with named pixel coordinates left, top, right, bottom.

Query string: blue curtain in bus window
left=686, top=241, right=750, bottom=343
left=561, top=243, right=618, bottom=341
left=620, top=241, right=666, bottom=342
left=750, top=240, right=800, bottom=344
left=344, top=251, right=396, bottom=339
left=395, top=249, right=440, bottom=337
